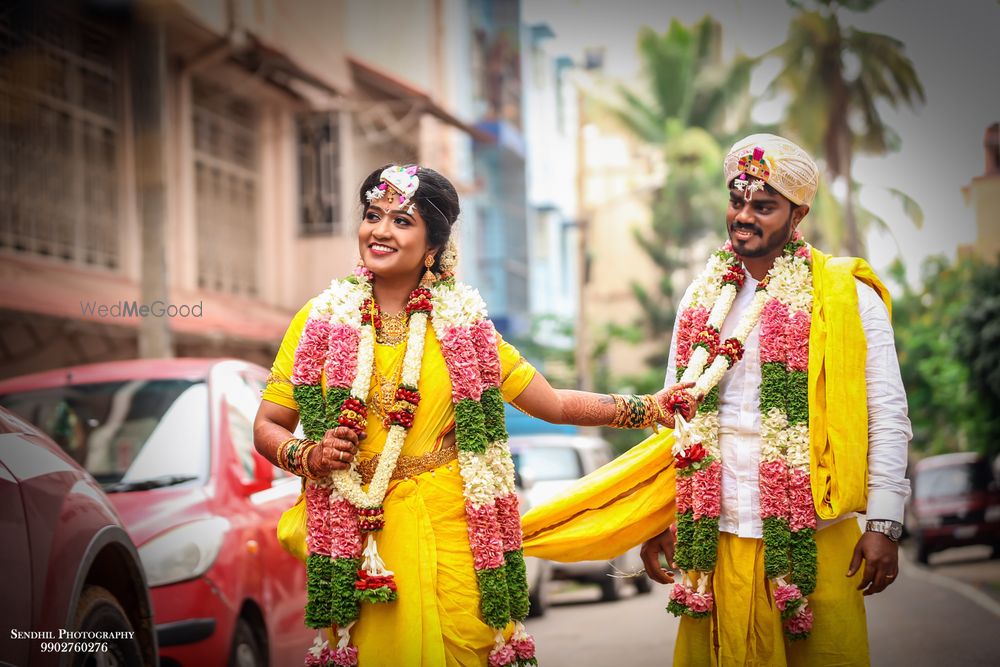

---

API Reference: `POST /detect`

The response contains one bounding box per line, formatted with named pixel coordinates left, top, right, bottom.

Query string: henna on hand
left=557, top=391, right=617, bottom=426
left=653, top=382, right=697, bottom=425
left=308, top=427, right=361, bottom=476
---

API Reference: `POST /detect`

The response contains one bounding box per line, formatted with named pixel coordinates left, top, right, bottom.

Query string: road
left=526, top=547, right=1000, bottom=667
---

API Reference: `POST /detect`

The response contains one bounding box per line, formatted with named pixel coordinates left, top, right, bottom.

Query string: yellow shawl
left=521, top=250, right=890, bottom=561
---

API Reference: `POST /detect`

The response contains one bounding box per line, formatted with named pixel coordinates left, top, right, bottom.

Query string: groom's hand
left=640, top=523, right=677, bottom=584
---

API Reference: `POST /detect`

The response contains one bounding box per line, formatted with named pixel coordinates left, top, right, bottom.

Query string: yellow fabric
left=521, top=251, right=889, bottom=558
left=263, top=297, right=537, bottom=666
left=276, top=484, right=308, bottom=561
left=674, top=518, right=869, bottom=667
left=521, top=428, right=677, bottom=561
left=808, top=250, right=891, bottom=520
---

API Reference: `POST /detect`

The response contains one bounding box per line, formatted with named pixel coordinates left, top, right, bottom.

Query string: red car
left=0, top=359, right=314, bottom=666
left=0, top=405, right=157, bottom=666
left=907, top=452, right=1000, bottom=564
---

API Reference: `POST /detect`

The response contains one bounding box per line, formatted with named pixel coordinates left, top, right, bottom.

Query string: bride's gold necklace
left=376, top=309, right=409, bottom=346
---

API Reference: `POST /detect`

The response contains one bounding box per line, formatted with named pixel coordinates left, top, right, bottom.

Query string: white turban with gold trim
left=724, top=134, right=819, bottom=206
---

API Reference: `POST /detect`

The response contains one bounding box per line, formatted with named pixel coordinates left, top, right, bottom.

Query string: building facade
left=0, top=0, right=490, bottom=378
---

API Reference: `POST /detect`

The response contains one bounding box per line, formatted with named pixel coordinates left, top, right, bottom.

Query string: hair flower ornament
left=366, top=165, right=420, bottom=213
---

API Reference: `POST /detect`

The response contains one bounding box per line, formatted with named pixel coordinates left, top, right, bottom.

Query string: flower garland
left=290, top=268, right=536, bottom=666
left=668, top=232, right=818, bottom=640
left=430, top=282, right=535, bottom=667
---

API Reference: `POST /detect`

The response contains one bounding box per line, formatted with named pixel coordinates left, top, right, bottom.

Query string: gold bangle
left=276, top=436, right=297, bottom=472
left=609, top=393, right=630, bottom=429
left=300, top=441, right=319, bottom=480
left=287, top=439, right=303, bottom=475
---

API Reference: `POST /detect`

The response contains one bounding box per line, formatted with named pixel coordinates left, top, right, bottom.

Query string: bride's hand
left=653, top=382, right=698, bottom=427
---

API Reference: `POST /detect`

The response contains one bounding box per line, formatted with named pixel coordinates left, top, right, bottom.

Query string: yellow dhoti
left=674, top=517, right=869, bottom=667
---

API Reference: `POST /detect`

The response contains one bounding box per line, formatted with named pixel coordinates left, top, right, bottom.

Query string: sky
left=524, top=0, right=1000, bottom=287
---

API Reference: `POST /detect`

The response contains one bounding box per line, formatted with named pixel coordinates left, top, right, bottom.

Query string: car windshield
left=513, top=445, right=583, bottom=482
left=0, top=379, right=209, bottom=488
left=915, top=462, right=993, bottom=500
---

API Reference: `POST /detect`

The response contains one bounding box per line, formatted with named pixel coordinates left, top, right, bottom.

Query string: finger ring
left=337, top=450, right=344, bottom=462
left=886, top=574, right=896, bottom=579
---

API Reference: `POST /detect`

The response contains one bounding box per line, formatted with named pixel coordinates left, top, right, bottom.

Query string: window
left=0, top=379, right=210, bottom=485
left=916, top=461, right=994, bottom=500
left=220, top=370, right=263, bottom=481
left=297, top=111, right=341, bottom=236
left=192, top=79, right=259, bottom=296
left=512, top=446, right=583, bottom=482
left=0, top=9, right=121, bottom=269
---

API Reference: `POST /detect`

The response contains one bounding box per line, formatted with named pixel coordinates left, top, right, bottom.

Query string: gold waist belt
left=356, top=442, right=458, bottom=486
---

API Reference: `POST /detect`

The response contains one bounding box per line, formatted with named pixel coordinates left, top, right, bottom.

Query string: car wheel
left=914, top=537, right=931, bottom=565
left=599, top=569, right=625, bottom=602
left=229, top=618, right=265, bottom=667
left=528, top=570, right=548, bottom=618
left=634, top=573, right=653, bottom=595
left=71, top=585, right=144, bottom=667
left=528, top=561, right=552, bottom=618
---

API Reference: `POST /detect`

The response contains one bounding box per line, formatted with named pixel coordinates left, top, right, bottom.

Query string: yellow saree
left=264, top=300, right=536, bottom=666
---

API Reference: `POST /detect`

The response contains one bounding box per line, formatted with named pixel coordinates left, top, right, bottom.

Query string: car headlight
left=139, top=517, right=229, bottom=587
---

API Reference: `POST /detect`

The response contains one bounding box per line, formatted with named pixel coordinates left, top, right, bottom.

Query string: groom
left=641, top=134, right=911, bottom=666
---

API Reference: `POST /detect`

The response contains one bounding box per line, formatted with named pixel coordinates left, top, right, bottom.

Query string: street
left=526, top=546, right=1000, bottom=667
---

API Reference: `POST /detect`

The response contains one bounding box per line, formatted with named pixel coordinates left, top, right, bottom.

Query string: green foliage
left=506, top=314, right=577, bottom=388
left=504, top=550, right=530, bottom=621
left=605, top=17, right=760, bottom=374
left=890, top=256, right=1000, bottom=456
left=691, top=516, right=720, bottom=571
left=954, top=258, right=1000, bottom=456
left=481, top=386, right=508, bottom=444
left=762, top=516, right=791, bottom=578
left=454, top=398, right=487, bottom=454
left=769, top=0, right=925, bottom=255
left=294, top=384, right=328, bottom=442
left=476, top=566, right=512, bottom=629
left=674, top=510, right=695, bottom=571
left=790, top=527, right=818, bottom=596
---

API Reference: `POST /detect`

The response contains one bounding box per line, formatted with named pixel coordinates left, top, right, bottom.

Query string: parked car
left=0, top=405, right=157, bottom=666
left=514, top=468, right=552, bottom=617
left=509, top=434, right=652, bottom=601
left=906, top=452, right=1000, bottom=564
left=0, top=358, right=313, bottom=666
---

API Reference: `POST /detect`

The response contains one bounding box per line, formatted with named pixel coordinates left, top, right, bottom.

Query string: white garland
left=679, top=277, right=767, bottom=400
left=676, top=244, right=811, bottom=458
left=428, top=281, right=509, bottom=510
left=351, top=325, right=376, bottom=401
left=457, top=450, right=501, bottom=508
left=310, top=278, right=428, bottom=510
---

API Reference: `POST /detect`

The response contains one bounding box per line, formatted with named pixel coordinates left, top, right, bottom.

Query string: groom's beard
left=728, top=213, right=794, bottom=259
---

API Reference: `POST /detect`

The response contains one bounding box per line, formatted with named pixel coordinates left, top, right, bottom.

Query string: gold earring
left=420, top=254, right=436, bottom=288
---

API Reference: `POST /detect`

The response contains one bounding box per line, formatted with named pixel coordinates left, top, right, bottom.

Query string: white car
left=510, top=434, right=652, bottom=602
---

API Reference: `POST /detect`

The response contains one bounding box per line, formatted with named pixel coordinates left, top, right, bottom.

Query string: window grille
left=0, top=9, right=120, bottom=269
left=192, top=79, right=259, bottom=296
left=297, top=111, right=341, bottom=236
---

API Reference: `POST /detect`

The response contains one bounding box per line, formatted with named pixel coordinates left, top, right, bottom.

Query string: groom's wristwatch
left=865, top=519, right=903, bottom=542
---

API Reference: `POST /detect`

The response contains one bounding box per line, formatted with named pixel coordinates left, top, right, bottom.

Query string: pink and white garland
left=668, top=232, right=818, bottom=640
left=290, top=269, right=536, bottom=666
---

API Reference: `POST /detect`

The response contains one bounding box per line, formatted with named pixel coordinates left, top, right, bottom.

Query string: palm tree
left=770, top=0, right=924, bottom=255
left=614, top=17, right=756, bottom=143
left=605, top=17, right=760, bottom=372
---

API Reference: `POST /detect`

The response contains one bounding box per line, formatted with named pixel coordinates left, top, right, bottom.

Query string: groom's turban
left=724, top=134, right=820, bottom=207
